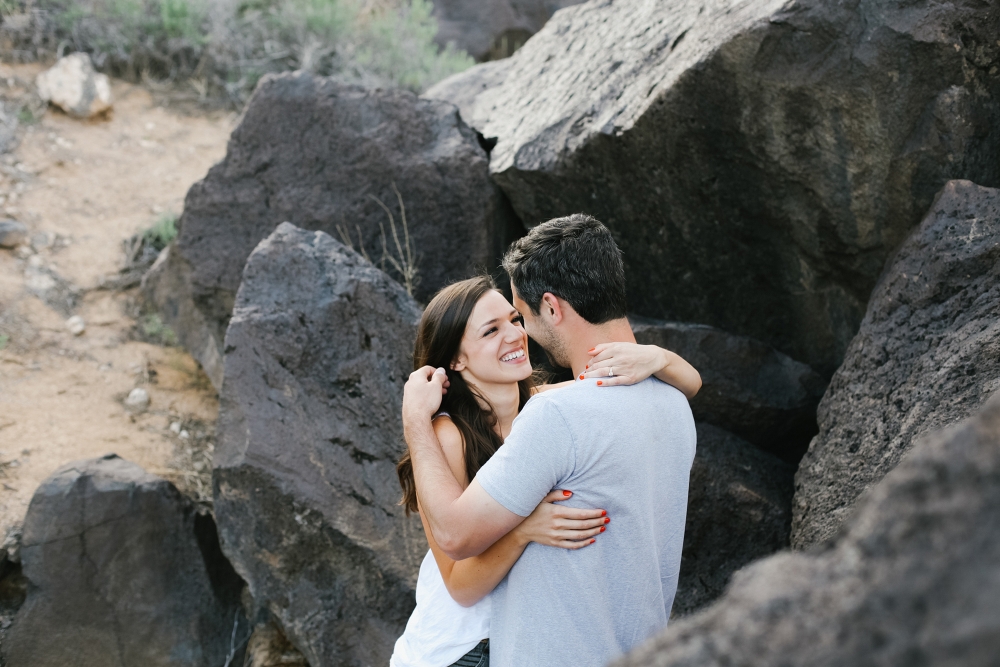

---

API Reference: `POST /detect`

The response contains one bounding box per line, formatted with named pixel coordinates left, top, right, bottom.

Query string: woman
left=391, top=276, right=701, bottom=667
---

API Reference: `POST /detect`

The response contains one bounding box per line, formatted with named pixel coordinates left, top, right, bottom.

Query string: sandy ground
left=0, top=63, right=235, bottom=540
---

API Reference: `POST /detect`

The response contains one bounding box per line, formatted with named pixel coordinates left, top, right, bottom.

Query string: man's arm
left=403, top=367, right=525, bottom=560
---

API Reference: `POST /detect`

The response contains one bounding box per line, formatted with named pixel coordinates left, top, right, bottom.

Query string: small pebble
left=124, top=387, right=150, bottom=413
left=0, top=220, right=27, bottom=248
left=179, top=430, right=190, bottom=440
left=169, top=421, right=181, bottom=434
left=14, top=244, right=32, bottom=259
left=65, top=315, right=85, bottom=336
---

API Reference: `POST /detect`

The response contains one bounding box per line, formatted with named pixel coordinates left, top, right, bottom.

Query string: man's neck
left=566, top=318, right=636, bottom=377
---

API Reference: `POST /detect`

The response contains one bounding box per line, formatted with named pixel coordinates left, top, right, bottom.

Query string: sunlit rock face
left=437, top=0, right=1000, bottom=376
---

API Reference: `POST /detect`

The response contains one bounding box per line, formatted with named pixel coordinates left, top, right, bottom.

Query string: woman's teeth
left=501, top=349, right=525, bottom=362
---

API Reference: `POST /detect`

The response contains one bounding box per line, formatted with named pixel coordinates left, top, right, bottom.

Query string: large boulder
left=675, top=424, right=792, bottom=616
left=432, top=0, right=584, bottom=61
left=143, top=72, right=522, bottom=389
left=632, top=317, right=824, bottom=462
left=615, top=390, right=1000, bottom=667
left=214, top=223, right=427, bottom=667
left=1, top=455, right=246, bottom=667
left=438, top=0, right=1000, bottom=375
left=792, top=180, right=1000, bottom=548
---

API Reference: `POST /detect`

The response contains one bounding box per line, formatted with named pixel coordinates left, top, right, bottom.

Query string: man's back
left=475, top=378, right=696, bottom=667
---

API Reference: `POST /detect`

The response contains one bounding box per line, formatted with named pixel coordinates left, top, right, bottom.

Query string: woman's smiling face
left=452, top=289, right=532, bottom=387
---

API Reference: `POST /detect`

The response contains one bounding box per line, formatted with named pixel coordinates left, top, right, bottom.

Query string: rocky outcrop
left=423, top=58, right=512, bottom=133
left=615, top=390, right=1000, bottom=667
left=36, top=53, right=112, bottom=118
left=432, top=0, right=584, bottom=61
left=214, top=223, right=426, bottom=667
left=632, top=317, right=824, bottom=462
left=792, top=180, right=1000, bottom=548
left=449, top=0, right=1000, bottom=375
left=675, top=424, right=793, bottom=616
left=2, top=454, right=246, bottom=667
left=143, top=72, right=522, bottom=389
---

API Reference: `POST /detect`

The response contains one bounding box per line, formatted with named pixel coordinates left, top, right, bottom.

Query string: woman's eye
left=513, top=315, right=524, bottom=326
left=483, top=327, right=498, bottom=337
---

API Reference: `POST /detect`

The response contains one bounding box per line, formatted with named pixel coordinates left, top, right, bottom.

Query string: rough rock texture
left=674, top=424, right=793, bottom=616
left=432, top=0, right=584, bottom=61
left=615, top=390, right=1000, bottom=667
left=214, top=223, right=426, bottom=667
left=461, top=0, right=1000, bottom=375
left=792, top=180, right=1000, bottom=548
left=36, top=53, right=112, bottom=118
left=632, top=317, right=825, bottom=462
left=2, top=454, right=246, bottom=667
left=143, top=72, right=522, bottom=389
left=423, top=58, right=513, bottom=132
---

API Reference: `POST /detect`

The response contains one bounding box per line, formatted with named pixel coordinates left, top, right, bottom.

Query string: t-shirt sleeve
left=474, top=395, right=576, bottom=517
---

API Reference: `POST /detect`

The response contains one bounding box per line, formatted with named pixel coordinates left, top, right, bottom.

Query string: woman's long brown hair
left=397, top=276, right=534, bottom=515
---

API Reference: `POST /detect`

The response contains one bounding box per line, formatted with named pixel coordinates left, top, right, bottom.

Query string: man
left=402, top=214, right=697, bottom=666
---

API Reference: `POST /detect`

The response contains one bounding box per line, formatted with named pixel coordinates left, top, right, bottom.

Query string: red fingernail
left=597, top=380, right=603, bottom=386
left=600, top=526, right=605, bottom=532
left=601, top=510, right=607, bottom=516
left=563, top=490, right=572, bottom=497
left=590, top=539, right=596, bottom=544
left=588, top=348, right=596, bottom=354
left=585, top=364, right=589, bottom=369
left=604, top=517, right=610, bottom=524
left=579, top=375, right=584, bottom=380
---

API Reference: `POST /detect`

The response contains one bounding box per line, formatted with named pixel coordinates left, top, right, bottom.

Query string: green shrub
left=0, top=333, right=9, bottom=351
left=143, top=212, right=178, bottom=251
left=0, top=0, right=473, bottom=104
left=139, top=313, right=177, bottom=345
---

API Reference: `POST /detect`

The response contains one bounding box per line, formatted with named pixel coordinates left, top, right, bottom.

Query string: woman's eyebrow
left=477, top=318, right=499, bottom=330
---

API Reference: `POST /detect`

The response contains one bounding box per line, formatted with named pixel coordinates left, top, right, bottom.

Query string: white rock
left=169, top=421, right=182, bottom=434
left=179, top=430, right=190, bottom=440
left=36, top=53, right=112, bottom=119
left=124, top=387, right=150, bottom=413
left=65, top=315, right=85, bottom=336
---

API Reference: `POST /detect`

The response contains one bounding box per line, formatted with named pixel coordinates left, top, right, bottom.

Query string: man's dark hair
left=502, top=214, right=627, bottom=324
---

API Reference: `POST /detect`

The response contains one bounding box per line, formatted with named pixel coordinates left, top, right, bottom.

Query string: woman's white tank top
left=389, top=548, right=490, bottom=667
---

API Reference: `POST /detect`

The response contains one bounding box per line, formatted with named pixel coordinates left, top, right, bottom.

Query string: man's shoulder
left=538, top=378, right=687, bottom=410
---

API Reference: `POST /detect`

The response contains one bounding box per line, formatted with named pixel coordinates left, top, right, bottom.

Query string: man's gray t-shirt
left=475, top=378, right=696, bottom=667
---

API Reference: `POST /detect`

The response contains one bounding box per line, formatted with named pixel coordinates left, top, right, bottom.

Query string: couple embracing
left=391, top=215, right=700, bottom=667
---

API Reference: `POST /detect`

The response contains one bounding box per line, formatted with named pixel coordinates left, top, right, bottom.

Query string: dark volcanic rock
left=2, top=454, right=246, bottom=667
left=432, top=0, right=584, bottom=61
left=675, top=424, right=793, bottom=616
left=466, top=0, right=1000, bottom=375
left=632, top=317, right=825, bottom=462
left=615, top=390, right=1000, bottom=667
left=143, top=72, right=522, bottom=389
left=423, top=58, right=513, bottom=133
left=214, top=223, right=426, bottom=667
left=792, top=180, right=1000, bottom=548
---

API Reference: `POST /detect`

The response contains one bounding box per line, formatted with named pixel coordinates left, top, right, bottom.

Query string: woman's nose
left=501, top=322, right=522, bottom=342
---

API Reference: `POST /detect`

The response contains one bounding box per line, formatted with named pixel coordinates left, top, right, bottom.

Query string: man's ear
left=540, top=292, right=564, bottom=325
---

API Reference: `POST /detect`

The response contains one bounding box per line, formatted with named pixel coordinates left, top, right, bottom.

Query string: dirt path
left=0, top=64, right=235, bottom=540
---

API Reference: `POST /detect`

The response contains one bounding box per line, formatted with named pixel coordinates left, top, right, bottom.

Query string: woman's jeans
left=448, top=640, right=489, bottom=667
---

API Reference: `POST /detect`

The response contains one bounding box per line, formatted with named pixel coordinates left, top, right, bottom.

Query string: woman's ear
left=450, top=354, right=467, bottom=372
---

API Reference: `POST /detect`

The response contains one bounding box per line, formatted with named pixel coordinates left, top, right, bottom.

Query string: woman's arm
left=425, top=418, right=606, bottom=607
left=579, top=343, right=702, bottom=399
